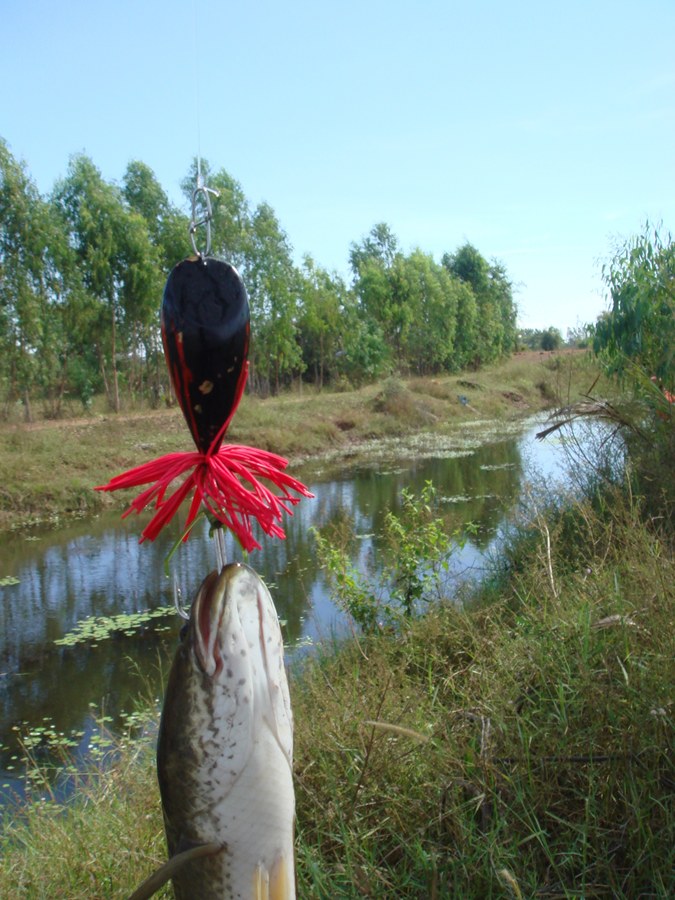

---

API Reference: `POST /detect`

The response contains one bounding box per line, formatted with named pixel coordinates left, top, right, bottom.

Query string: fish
left=156, top=562, right=295, bottom=899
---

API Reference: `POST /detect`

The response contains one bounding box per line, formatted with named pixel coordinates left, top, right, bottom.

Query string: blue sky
left=2, top=0, right=674, bottom=333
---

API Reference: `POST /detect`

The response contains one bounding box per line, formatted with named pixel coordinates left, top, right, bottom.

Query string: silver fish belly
left=157, top=562, right=295, bottom=899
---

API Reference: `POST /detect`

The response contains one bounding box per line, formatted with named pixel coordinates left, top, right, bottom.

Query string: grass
left=1, top=471, right=673, bottom=898
left=292, top=484, right=674, bottom=898
left=0, top=350, right=598, bottom=534
left=0, top=717, right=168, bottom=898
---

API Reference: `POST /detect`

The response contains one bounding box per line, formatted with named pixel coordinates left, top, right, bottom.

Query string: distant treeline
left=1, top=137, right=518, bottom=419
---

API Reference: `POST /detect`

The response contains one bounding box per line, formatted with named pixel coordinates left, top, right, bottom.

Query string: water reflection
left=0, top=415, right=564, bottom=805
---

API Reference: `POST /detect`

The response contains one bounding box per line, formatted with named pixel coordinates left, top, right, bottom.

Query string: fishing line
left=192, top=0, right=203, bottom=188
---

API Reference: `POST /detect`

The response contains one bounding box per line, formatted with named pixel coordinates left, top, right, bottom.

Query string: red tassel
left=95, top=361, right=313, bottom=549
left=95, top=443, right=313, bottom=552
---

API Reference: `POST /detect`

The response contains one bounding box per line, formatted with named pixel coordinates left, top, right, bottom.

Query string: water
left=0, top=415, right=570, bottom=807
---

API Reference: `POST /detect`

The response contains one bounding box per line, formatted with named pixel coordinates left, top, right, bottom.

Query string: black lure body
left=161, top=257, right=250, bottom=454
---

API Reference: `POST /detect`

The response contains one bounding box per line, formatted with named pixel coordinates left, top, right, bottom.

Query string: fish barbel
left=157, top=563, right=295, bottom=899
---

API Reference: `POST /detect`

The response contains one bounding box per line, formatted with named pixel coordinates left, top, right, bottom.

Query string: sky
left=2, top=0, right=674, bottom=334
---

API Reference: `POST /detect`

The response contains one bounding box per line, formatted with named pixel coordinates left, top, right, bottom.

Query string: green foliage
left=313, top=482, right=462, bottom=630
left=443, top=243, right=517, bottom=365
left=519, top=325, right=567, bottom=351
left=594, top=222, right=674, bottom=387
left=0, top=575, right=19, bottom=586
left=540, top=326, right=563, bottom=350
left=2, top=363, right=672, bottom=896
left=51, top=154, right=162, bottom=412
left=0, top=138, right=520, bottom=409
left=0, top=138, right=57, bottom=419
left=589, top=224, right=675, bottom=525
left=245, top=201, right=304, bottom=394
left=296, top=256, right=348, bottom=387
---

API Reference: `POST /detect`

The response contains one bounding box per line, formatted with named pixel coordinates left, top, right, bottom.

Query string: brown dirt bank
left=0, top=350, right=595, bottom=535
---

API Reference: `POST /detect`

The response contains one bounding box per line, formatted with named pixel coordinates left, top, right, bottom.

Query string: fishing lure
left=96, top=196, right=312, bottom=550
left=162, top=255, right=250, bottom=454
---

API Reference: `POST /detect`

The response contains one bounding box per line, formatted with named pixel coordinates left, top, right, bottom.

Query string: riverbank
left=4, top=348, right=672, bottom=896
left=0, top=350, right=593, bottom=535
left=1, top=473, right=672, bottom=897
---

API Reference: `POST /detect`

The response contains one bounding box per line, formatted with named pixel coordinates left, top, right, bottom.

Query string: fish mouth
left=191, top=562, right=265, bottom=679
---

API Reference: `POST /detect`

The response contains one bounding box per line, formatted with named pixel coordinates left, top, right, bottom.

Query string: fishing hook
left=173, top=575, right=190, bottom=620
left=214, top=524, right=227, bottom=572
left=189, top=182, right=219, bottom=259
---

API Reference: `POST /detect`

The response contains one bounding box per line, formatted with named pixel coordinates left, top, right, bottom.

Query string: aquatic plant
left=54, top=607, right=175, bottom=647
left=313, top=481, right=467, bottom=630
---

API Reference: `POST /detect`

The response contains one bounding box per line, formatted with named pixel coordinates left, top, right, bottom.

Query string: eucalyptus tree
left=52, top=154, right=160, bottom=411
left=123, top=160, right=188, bottom=401
left=179, top=159, right=251, bottom=270
left=179, top=160, right=304, bottom=394
left=488, top=261, right=518, bottom=356
left=296, top=255, right=349, bottom=388
left=0, top=139, right=57, bottom=419
left=352, top=229, right=466, bottom=373
left=443, top=243, right=516, bottom=364
left=124, top=159, right=189, bottom=272
left=207, top=167, right=252, bottom=273
left=349, top=221, right=399, bottom=276
left=337, top=309, right=390, bottom=386
left=350, top=223, right=405, bottom=364
left=398, top=250, right=459, bottom=374
left=452, top=279, right=479, bottom=369
left=593, top=224, right=674, bottom=523
left=245, top=201, right=303, bottom=394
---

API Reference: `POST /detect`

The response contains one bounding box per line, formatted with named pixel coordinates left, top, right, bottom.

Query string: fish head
left=185, top=562, right=293, bottom=762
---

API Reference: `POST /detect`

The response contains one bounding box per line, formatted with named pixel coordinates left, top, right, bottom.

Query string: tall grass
left=0, top=724, right=168, bottom=898
left=293, top=485, right=673, bottom=897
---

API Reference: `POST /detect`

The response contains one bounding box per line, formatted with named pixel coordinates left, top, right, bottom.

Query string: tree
left=124, top=159, right=188, bottom=272
left=297, top=256, right=348, bottom=388
left=453, top=279, right=479, bottom=368
left=350, top=224, right=408, bottom=364
left=488, top=261, right=518, bottom=356
left=349, top=222, right=399, bottom=276
left=52, top=154, right=160, bottom=411
left=394, top=250, right=459, bottom=374
left=123, top=160, right=187, bottom=401
left=540, top=327, right=562, bottom=351
left=565, top=323, right=593, bottom=348
left=245, top=202, right=303, bottom=393
left=0, top=139, right=55, bottom=420
left=338, top=307, right=390, bottom=386
left=594, top=223, right=674, bottom=387
left=443, top=243, right=516, bottom=364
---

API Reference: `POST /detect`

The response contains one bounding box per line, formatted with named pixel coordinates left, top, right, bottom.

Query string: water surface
left=0, top=415, right=568, bottom=805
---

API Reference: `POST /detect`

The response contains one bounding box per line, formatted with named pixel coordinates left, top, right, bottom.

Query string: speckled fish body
left=157, top=563, right=295, bottom=899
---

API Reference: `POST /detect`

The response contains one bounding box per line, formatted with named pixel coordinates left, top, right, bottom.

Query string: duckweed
left=54, top=606, right=175, bottom=647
